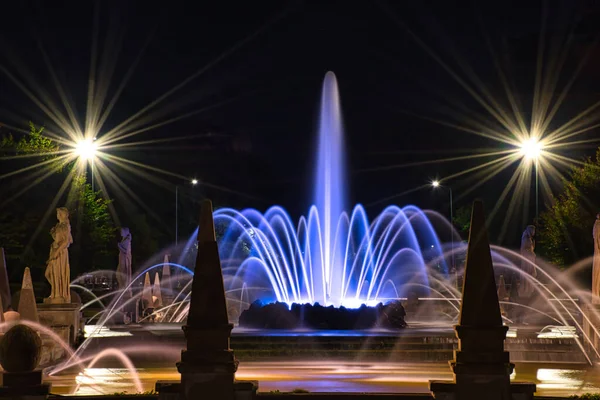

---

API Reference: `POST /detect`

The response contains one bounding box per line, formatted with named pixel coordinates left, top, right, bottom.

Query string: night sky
left=1, top=0, right=599, bottom=246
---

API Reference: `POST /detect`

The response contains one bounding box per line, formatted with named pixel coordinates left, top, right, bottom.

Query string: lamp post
left=519, top=137, right=543, bottom=222
left=432, top=180, right=455, bottom=286
left=75, top=138, right=98, bottom=190
left=175, top=179, right=199, bottom=246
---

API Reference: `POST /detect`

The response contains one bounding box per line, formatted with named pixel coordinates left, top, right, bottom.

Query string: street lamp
left=519, top=137, right=543, bottom=221
left=175, top=179, right=199, bottom=246
left=431, top=180, right=455, bottom=285
left=75, top=138, right=98, bottom=191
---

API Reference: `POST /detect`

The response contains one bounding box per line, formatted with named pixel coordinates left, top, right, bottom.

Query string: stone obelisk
left=177, top=200, right=238, bottom=400
left=142, top=272, right=153, bottom=309
left=152, top=272, right=163, bottom=309
left=162, top=254, right=173, bottom=306
left=429, top=200, right=535, bottom=400
left=18, top=267, right=39, bottom=324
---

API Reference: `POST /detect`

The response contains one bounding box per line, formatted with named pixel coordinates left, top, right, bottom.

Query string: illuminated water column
left=313, top=71, right=347, bottom=306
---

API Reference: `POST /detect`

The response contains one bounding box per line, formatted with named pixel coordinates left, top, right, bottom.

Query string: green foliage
left=452, top=205, right=471, bottom=238
left=17, top=122, right=58, bottom=155
left=69, top=176, right=117, bottom=274
left=538, top=148, right=600, bottom=267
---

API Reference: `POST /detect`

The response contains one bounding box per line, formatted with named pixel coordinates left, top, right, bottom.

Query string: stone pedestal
left=582, top=304, right=600, bottom=355
left=430, top=381, right=536, bottom=400
left=156, top=380, right=257, bottom=400
left=37, top=303, right=81, bottom=346
left=0, top=369, right=50, bottom=399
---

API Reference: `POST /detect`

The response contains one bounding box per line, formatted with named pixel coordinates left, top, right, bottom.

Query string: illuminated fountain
left=214, top=72, right=451, bottom=309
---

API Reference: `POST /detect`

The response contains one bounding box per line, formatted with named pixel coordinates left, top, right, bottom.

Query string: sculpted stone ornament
left=117, top=227, right=133, bottom=297
left=518, top=225, right=537, bottom=299
left=593, top=214, right=600, bottom=304
left=44, top=207, right=72, bottom=304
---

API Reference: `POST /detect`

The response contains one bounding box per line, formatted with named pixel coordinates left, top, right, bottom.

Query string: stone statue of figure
left=592, top=214, right=600, bottom=304
left=117, top=227, right=133, bottom=297
left=44, top=207, right=72, bottom=304
left=518, top=225, right=537, bottom=299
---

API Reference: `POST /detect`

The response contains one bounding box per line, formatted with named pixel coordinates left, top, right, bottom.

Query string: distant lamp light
left=431, top=180, right=440, bottom=188
left=75, top=139, right=97, bottom=160
left=191, top=179, right=198, bottom=185
left=520, top=138, right=543, bottom=161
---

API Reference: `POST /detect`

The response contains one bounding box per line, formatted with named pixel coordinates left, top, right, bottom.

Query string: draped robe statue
left=44, top=207, right=72, bottom=303
left=117, top=227, right=133, bottom=297
left=518, top=225, right=537, bottom=299
left=593, top=215, right=600, bottom=304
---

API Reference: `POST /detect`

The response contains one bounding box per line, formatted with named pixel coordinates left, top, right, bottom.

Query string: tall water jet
left=313, top=71, right=347, bottom=306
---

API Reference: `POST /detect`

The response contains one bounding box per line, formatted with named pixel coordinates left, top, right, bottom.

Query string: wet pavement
left=47, top=361, right=600, bottom=397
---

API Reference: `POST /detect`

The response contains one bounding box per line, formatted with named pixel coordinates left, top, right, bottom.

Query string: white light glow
left=432, top=180, right=440, bottom=187
left=75, top=139, right=98, bottom=160
left=519, top=138, right=543, bottom=161
left=191, top=179, right=198, bottom=185
left=84, top=325, right=132, bottom=338
left=537, top=326, right=578, bottom=339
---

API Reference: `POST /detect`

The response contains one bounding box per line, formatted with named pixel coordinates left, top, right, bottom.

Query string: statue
left=117, top=227, right=132, bottom=297
left=593, top=214, right=600, bottom=304
left=518, top=225, right=537, bottom=299
left=44, top=207, right=72, bottom=304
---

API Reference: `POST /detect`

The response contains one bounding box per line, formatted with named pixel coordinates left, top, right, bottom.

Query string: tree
left=452, top=205, right=471, bottom=239
left=538, top=148, right=600, bottom=267
left=69, top=176, right=116, bottom=276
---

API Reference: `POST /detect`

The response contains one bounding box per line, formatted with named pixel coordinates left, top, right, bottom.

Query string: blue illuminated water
left=213, top=72, right=449, bottom=308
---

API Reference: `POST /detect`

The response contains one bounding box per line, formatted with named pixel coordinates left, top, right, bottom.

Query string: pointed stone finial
left=186, top=199, right=229, bottom=329
left=0, top=248, right=11, bottom=312
left=142, top=272, right=153, bottom=308
left=152, top=272, right=163, bottom=308
left=459, top=199, right=502, bottom=328
left=18, top=267, right=39, bottom=323
left=429, top=200, right=536, bottom=400
left=178, top=199, right=237, bottom=400
left=162, top=255, right=173, bottom=305
left=198, top=199, right=217, bottom=243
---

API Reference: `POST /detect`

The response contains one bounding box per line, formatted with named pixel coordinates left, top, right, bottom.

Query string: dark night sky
left=1, top=0, right=599, bottom=245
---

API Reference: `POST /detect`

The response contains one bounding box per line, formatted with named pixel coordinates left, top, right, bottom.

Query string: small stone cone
left=18, top=267, right=39, bottom=323
left=152, top=272, right=163, bottom=308
left=162, top=254, right=173, bottom=305
left=0, top=248, right=11, bottom=312
left=142, top=272, right=153, bottom=308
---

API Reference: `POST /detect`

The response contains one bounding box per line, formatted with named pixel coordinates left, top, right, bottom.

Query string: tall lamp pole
left=432, top=180, right=456, bottom=286
left=535, top=157, right=539, bottom=222
left=175, top=178, right=199, bottom=247
left=519, top=137, right=543, bottom=223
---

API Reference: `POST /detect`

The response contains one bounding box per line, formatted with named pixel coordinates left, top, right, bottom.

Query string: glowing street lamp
left=74, top=138, right=99, bottom=191
left=75, top=138, right=98, bottom=160
left=519, top=137, right=544, bottom=221
left=431, top=180, right=455, bottom=285
left=191, top=179, right=198, bottom=185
